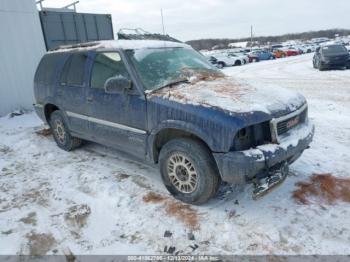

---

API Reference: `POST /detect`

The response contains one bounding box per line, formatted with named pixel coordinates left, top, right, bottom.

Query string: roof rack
left=117, top=28, right=181, bottom=43
left=49, top=42, right=100, bottom=51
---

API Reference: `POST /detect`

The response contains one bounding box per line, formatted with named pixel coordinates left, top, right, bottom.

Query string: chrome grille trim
left=270, top=103, right=308, bottom=143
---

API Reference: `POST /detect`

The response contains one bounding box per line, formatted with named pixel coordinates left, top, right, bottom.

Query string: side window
left=91, top=52, right=130, bottom=89
left=35, top=54, right=61, bottom=85
left=60, top=53, right=88, bottom=87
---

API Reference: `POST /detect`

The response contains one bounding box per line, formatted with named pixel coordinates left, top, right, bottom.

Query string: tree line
left=185, top=29, right=350, bottom=50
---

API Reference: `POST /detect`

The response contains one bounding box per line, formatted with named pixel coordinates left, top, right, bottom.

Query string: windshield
left=322, top=45, right=347, bottom=55
left=126, top=47, right=223, bottom=91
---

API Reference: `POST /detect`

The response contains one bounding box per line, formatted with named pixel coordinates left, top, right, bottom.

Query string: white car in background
left=228, top=52, right=249, bottom=64
left=212, top=53, right=246, bottom=68
left=296, top=44, right=316, bottom=53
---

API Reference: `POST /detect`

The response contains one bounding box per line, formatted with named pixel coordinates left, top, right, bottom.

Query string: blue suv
left=34, top=40, right=314, bottom=204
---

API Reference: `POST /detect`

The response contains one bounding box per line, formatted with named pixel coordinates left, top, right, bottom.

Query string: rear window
left=322, top=45, right=347, bottom=55
left=60, top=53, right=88, bottom=87
left=34, top=54, right=61, bottom=85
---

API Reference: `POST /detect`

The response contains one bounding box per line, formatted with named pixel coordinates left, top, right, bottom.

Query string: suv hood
left=147, top=76, right=306, bottom=117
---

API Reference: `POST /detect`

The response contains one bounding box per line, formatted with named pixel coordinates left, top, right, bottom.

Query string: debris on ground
left=25, top=232, right=56, bottom=255
left=35, top=128, right=52, bottom=137
left=187, top=232, right=195, bottom=241
left=143, top=192, right=200, bottom=230
left=293, top=173, right=350, bottom=205
left=189, top=244, right=199, bottom=251
left=64, top=204, right=91, bottom=228
left=9, top=110, right=24, bottom=118
left=228, top=210, right=236, bottom=219
left=19, top=212, right=37, bottom=226
left=164, top=230, right=172, bottom=238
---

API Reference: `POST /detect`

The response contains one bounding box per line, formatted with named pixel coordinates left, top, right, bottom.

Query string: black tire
left=217, top=62, right=225, bottom=69
left=159, top=138, right=221, bottom=205
left=234, top=60, right=242, bottom=66
left=50, top=110, right=82, bottom=151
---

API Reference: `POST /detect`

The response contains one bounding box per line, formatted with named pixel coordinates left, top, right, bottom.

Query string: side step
left=252, top=163, right=289, bottom=200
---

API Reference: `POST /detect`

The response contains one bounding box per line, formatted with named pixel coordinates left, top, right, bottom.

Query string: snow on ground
left=1, top=54, right=350, bottom=255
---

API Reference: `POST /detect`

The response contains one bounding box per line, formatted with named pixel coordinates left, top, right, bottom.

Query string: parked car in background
left=247, top=53, right=260, bottom=62
left=33, top=40, right=314, bottom=204
left=250, top=50, right=276, bottom=61
left=273, top=49, right=287, bottom=58
left=228, top=52, right=249, bottom=64
left=213, top=53, right=245, bottom=68
left=282, top=47, right=300, bottom=56
left=300, top=44, right=316, bottom=53
left=271, top=44, right=284, bottom=50
left=313, top=44, right=349, bottom=70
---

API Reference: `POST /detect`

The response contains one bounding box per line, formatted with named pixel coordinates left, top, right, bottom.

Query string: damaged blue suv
left=34, top=40, right=314, bottom=204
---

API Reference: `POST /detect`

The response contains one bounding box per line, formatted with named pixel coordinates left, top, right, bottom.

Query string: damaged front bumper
left=213, top=120, right=315, bottom=186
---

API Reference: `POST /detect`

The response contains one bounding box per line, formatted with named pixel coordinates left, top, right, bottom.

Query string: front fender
left=147, top=120, right=218, bottom=163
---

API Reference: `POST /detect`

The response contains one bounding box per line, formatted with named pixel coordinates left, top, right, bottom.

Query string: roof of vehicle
left=49, top=40, right=190, bottom=53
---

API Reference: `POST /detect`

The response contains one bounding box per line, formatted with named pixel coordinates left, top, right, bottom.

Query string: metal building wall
left=0, top=0, right=46, bottom=116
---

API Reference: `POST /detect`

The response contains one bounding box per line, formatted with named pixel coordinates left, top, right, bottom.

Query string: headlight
left=232, top=121, right=272, bottom=151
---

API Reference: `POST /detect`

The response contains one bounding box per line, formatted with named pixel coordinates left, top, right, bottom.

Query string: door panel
left=57, top=53, right=89, bottom=136
left=86, top=52, right=147, bottom=157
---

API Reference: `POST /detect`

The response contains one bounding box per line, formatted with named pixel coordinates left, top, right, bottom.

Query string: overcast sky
left=42, top=0, right=350, bottom=41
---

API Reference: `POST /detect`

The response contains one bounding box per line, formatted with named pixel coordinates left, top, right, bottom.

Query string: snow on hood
left=148, top=76, right=306, bottom=115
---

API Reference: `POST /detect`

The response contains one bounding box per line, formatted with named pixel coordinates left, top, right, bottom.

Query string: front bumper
left=213, top=120, right=315, bottom=184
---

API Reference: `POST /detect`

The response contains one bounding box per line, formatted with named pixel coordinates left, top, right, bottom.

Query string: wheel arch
left=148, top=122, right=215, bottom=164
left=44, top=103, right=60, bottom=124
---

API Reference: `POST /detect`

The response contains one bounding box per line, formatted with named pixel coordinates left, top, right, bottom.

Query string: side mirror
left=104, top=75, right=132, bottom=94
left=316, top=47, right=320, bottom=53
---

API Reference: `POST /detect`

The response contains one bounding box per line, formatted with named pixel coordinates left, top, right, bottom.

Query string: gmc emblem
left=286, top=116, right=300, bottom=129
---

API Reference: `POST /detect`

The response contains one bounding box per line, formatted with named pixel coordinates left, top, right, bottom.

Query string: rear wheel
left=159, top=138, right=220, bottom=205
left=234, top=60, right=242, bottom=66
left=50, top=110, right=82, bottom=151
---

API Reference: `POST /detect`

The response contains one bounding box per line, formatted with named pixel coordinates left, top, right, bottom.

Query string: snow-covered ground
left=1, top=54, right=350, bottom=255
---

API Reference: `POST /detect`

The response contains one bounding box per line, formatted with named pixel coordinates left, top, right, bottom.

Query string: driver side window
left=91, top=52, right=130, bottom=90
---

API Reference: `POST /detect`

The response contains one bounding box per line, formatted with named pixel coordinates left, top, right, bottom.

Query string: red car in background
left=247, top=53, right=260, bottom=62
left=282, top=47, right=301, bottom=56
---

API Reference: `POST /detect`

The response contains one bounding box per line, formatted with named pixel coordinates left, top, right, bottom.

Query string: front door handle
left=87, top=97, right=93, bottom=103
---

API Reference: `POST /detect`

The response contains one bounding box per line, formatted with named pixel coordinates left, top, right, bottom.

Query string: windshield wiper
left=156, top=78, right=190, bottom=91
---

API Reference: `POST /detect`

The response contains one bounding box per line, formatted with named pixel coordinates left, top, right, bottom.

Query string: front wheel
left=50, top=110, right=83, bottom=151
left=159, top=138, right=220, bottom=205
left=217, top=62, right=225, bottom=69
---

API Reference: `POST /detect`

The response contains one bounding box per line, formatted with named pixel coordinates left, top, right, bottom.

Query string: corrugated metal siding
left=0, top=0, right=46, bottom=116
left=39, top=11, right=114, bottom=50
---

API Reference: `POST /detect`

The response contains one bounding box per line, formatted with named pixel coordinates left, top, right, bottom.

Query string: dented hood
left=147, top=76, right=306, bottom=117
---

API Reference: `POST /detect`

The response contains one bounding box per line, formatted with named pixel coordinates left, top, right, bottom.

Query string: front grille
left=277, top=108, right=307, bottom=136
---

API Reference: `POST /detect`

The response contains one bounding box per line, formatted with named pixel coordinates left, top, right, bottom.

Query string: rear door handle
left=87, top=97, right=93, bottom=103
